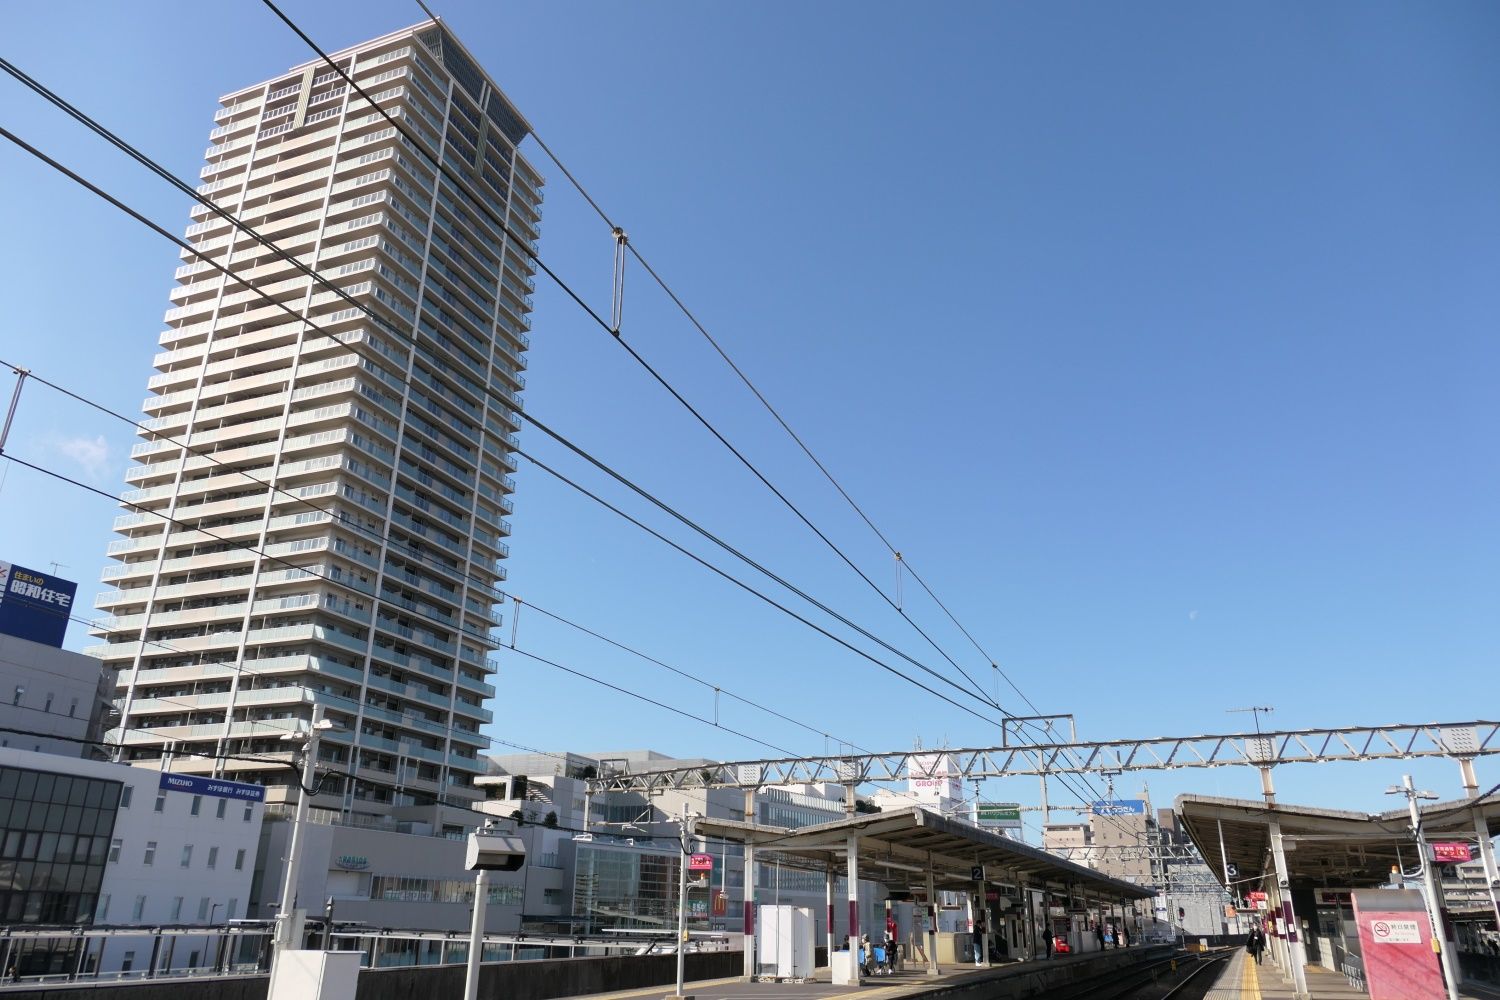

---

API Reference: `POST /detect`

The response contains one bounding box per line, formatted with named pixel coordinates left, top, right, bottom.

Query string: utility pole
left=271, top=705, right=337, bottom=969
left=1387, top=776, right=1461, bottom=1000
left=672, top=812, right=700, bottom=1000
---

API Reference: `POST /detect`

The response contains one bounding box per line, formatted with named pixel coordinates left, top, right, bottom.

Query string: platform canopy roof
left=1175, top=793, right=1500, bottom=892
left=695, top=805, right=1154, bottom=904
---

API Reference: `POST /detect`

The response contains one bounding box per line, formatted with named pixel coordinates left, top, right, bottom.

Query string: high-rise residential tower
left=87, top=21, right=542, bottom=820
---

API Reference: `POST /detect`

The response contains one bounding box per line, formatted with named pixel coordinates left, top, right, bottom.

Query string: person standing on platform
left=973, top=906, right=987, bottom=966
left=886, top=911, right=899, bottom=969
left=1045, top=924, right=1054, bottom=960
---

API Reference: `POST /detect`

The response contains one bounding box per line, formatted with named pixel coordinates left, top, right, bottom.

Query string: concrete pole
left=673, top=815, right=693, bottom=1000
left=925, top=863, right=939, bottom=974
left=825, top=862, right=835, bottom=964
left=1268, top=821, right=1309, bottom=999
left=1457, top=759, right=1500, bottom=932
left=743, top=789, right=756, bottom=980
left=1402, top=776, right=1462, bottom=1000
left=846, top=833, right=861, bottom=982
left=462, top=869, right=489, bottom=1000
left=977, top=858, right=989, bottom=967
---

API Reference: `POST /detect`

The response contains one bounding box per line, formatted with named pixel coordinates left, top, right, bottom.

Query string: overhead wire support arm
left=0, top=366, right=28, bottom=454
left=588, top=720, right=1500, bottom=793
left=610, top=227, right=628, bottom=335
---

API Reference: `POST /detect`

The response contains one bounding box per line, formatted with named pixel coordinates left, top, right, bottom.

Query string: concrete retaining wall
left=1, top=950, right=743, bottom=1000
left=358, top=950, right=743, bottom=1000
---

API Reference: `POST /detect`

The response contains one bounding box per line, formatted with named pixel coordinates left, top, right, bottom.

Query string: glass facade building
left=571, top=842, right=698, bottom=934
left=0, top=765, right=120, bottom=974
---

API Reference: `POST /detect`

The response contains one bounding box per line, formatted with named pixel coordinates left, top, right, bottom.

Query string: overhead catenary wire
left=0, top=119, right=996, bottom=728
left=513, top=449, right=1002, bottom=728
left=254, top=0, right=998, bottom=710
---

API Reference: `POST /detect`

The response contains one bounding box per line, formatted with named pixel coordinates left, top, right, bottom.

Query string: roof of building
left=1174, top=793, right=1500, bottom=890
left=695, top=805, right=1155, bottom=902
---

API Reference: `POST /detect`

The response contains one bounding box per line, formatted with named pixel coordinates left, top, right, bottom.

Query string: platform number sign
left=1225, top=863, right=1239, bottom=878
left=971, top=865, right=985, bottom=882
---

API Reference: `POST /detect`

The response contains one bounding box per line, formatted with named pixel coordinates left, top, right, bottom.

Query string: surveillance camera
left=466, top=830, right=526, bottom=872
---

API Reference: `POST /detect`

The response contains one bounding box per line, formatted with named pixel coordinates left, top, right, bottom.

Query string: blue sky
left=0, top=1, right=1495, bottom=825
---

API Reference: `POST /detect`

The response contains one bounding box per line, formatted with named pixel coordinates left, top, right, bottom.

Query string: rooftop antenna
left=1227, top=706, right=1274, bottom=734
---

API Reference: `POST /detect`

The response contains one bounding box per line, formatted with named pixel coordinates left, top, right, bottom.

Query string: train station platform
left=1202, top=948, right=1500, bottom=999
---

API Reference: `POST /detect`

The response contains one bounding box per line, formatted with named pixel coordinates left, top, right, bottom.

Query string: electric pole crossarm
left=590, top=721, right=1500, bottom=794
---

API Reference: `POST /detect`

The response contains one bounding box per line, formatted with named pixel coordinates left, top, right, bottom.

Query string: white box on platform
left=758, top=905, right=815, bottom=979
left=268, top=950, right=360, bottom=1000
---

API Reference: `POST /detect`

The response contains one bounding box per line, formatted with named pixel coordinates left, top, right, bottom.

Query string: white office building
left=86, top=21, right=544, bottom=817
left=0, top=634, right=112, bottom=758
left=0, top=748, right=263, bottom=976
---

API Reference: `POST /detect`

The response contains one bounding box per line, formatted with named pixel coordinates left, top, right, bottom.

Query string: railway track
left=1039, top=948, right=1233, bottom=1000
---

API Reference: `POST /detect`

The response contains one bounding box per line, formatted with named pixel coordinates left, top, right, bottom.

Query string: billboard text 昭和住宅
left=0, top=561, right=77, bottom=649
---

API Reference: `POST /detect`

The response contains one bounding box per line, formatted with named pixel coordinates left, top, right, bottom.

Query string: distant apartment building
left=86, top=21, right=544, bottom=818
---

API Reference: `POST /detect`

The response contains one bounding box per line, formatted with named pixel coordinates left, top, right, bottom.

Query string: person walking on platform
left=1044, top=925, right=1054, bottom=960
left=1247, top=924, right=1266, bottom=965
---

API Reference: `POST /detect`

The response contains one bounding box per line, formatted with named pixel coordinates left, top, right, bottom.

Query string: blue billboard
left=1091, top=799, right=1147, bottom=816
left=158, top=772, right=266, bottom=802
left=0, top=561, right=77, bottom=649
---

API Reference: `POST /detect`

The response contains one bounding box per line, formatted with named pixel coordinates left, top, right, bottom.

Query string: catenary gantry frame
left=589, top=721, right=1499, bottom=793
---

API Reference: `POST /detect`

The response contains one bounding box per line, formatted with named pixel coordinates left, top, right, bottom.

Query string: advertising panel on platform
left=0, top=560, right=77, bottom=649
left=1352, top=889, right=1446, bottom=1000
